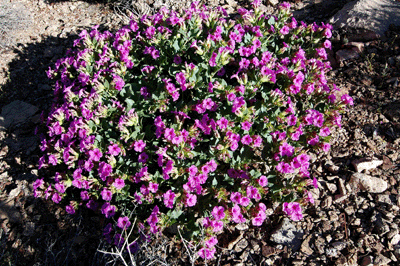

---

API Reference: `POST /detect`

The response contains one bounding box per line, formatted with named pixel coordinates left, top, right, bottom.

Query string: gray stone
left=349, top=173, right=388, bottom=193
left=352, top=157, right=383, bottom=172
left=374, top=254, right=391, bottom=265
left=336, top=49, right=360, bottom=64
left=0, top=100, right=38, bottom=130
left=270, top=218, right=304, bottom=251
left=329, top=0, right=400, bottom=37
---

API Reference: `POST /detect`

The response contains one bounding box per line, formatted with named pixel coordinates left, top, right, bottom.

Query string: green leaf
left=125, top=98, right=135, bottom=111
left=268, top=16, right=275, bottom=25
left=168, top=209, right=184, bottom=220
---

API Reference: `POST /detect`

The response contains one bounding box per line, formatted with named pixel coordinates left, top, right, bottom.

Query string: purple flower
left=241, top=120, right=252, bottom=131
left=80, top=191, right=89, bottom=201
left=341, top=94, right=354, bottom=105
left=101, top=188, right=113, bottom=201
left=101, top=203, right=116, bottom=218
left=241, top=135, right=253, bottom=145
left=198, top=247, right=216, bottom=260
left=66, top=205, right=75, bottom=214
left=186, top=193, right=197, bottom=207
left=163, top=190, right=175, bottom=209
left=258, top=175, right=268, bottom=187
left=113, top=74, right=125, bottom=91
left=108, top=143, right=121, bottom=156
left=98, top=162, right=112, bottom=181
left=52, top=193, right=62, bottom=204
left=209, top=52, right=217, bottom=67
left=280, top=25, right=290, bottom=35
left=113, top=178, right=125, bottom=190
left=117, top=216, right=131, bottom=229
left=134, top=140, right=146, bottom=152
left=89, top=148, right=102, bottom=162
left=174, top=55, right=182, bottom=64
left=212, top=206, right=225, bottom=220
left=282, top=202, right=303, bottom=221
left=138, top=152, right=148, bottom=163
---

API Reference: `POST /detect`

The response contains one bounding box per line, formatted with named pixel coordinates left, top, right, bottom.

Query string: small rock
left=234, top=238, right=248, bottom=253
left=0, top=100, right=39, bottom=130
left=345, top=42, right=364, bottom=53
left=270, top=218, right=304, bottom=251
left=391, top=234, right=400, bottom=246
left=349, top=173, right=388, bottom=193
left=326, top=182, right=338, bottom=194
left=331, top=241, right=347, bottom=251
left=267, top=0, right=279, bottom=6
left=374, top=254, right=391, bottom=265
left=361, top=255, right=373, bottom=266
left=337, top=178, right=347, bottom=195
left=300, top=234, right=313, bottom=256
left=388, top=229, right=399, bottom=240
left=351, top=157, right=383, bottom=172
left=336, top=49, right=360, bottom=64
left=377, top=194, right=394, bottom=205
left=325, top=247, right=338, bottom=258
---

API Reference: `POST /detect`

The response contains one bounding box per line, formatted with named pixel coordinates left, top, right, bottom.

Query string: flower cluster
left=34, top=1, right=352, bottom=261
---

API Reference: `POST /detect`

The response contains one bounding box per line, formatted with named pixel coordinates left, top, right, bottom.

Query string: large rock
left=0, top=100, right=38, bottom=130
left=329, top=0, right=400, bottom=37
left=270, top=218, right=304, bottom=251
left=349, top=173, right=388, bottom=193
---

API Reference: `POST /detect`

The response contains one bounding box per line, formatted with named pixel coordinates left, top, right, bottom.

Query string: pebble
left=349, top=173, right=388, bottom=193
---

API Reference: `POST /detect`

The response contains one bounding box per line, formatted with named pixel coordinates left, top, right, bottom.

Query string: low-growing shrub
left=34, top=1, right=352, bottom=261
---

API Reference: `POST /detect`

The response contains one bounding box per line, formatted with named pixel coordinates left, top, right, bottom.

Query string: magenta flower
left=319, top=127, right=331, bottom=137
left=279, top=142, right=294, bottom=157
left=198, top=247, right=216, bottom=260
left=163, top=190, right=176, bottom=209
left=209, top=52, right=217, bottom=67
left=113, top=74, right=125, bottom=91
left=133, top=140, right=146, bottom=152
left=66, top=205, right=75, bottom=215
left=212, top=206, right=225, bottom=220
left=241, top=135, right=253, bottom=145
left=276, top=162, right=294, bottom=174
left=113, top=178, right=125, bottom=190
left=108, top=143, right=121, bottom=156
left=101, top=203, right=116, bottom=218
left=98, top=162, right=112, bottom=181
left=80, top=191, right=89, bottom=201
left=52, top=193, right=62, bottom=204
left=280, top=25, right=290, bottom=35
left=186, top=193, right=197, bottom=207
left=341, top=94, right=354, bottom=105
left=117, top=216, right=132, bottom=229
left=282, top=202, right=303, bottom=221
left=148, top=182, right=159, bottom=193
left=252, top=211, right=266, bottom=226
left=89, top=148, right=102, bottom=162
left=101, top=188, right=113, bottom=201
left=246, top=185, right=260, bottom=200
left=241, top=120, right=252, bottom=131
left=322, top=142, right=331, bottom=152
left=258, top=175, right=268, bottom=187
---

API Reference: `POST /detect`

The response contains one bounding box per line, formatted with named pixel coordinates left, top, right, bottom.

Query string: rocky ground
left=0, top=0, right=400, bottom=265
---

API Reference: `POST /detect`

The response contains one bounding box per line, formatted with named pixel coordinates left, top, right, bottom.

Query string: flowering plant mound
left=34, top=1, right=352, bottom=260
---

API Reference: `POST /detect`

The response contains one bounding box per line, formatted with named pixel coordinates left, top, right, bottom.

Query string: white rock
left=329, top=0, right=400, bottom=37
left=349, top=173, right=388, bottom=193
left=352, top=157, right=383, bottom=172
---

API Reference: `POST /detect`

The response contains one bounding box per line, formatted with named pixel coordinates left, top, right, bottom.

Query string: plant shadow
left=0, top=18, right=118, bottom=265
